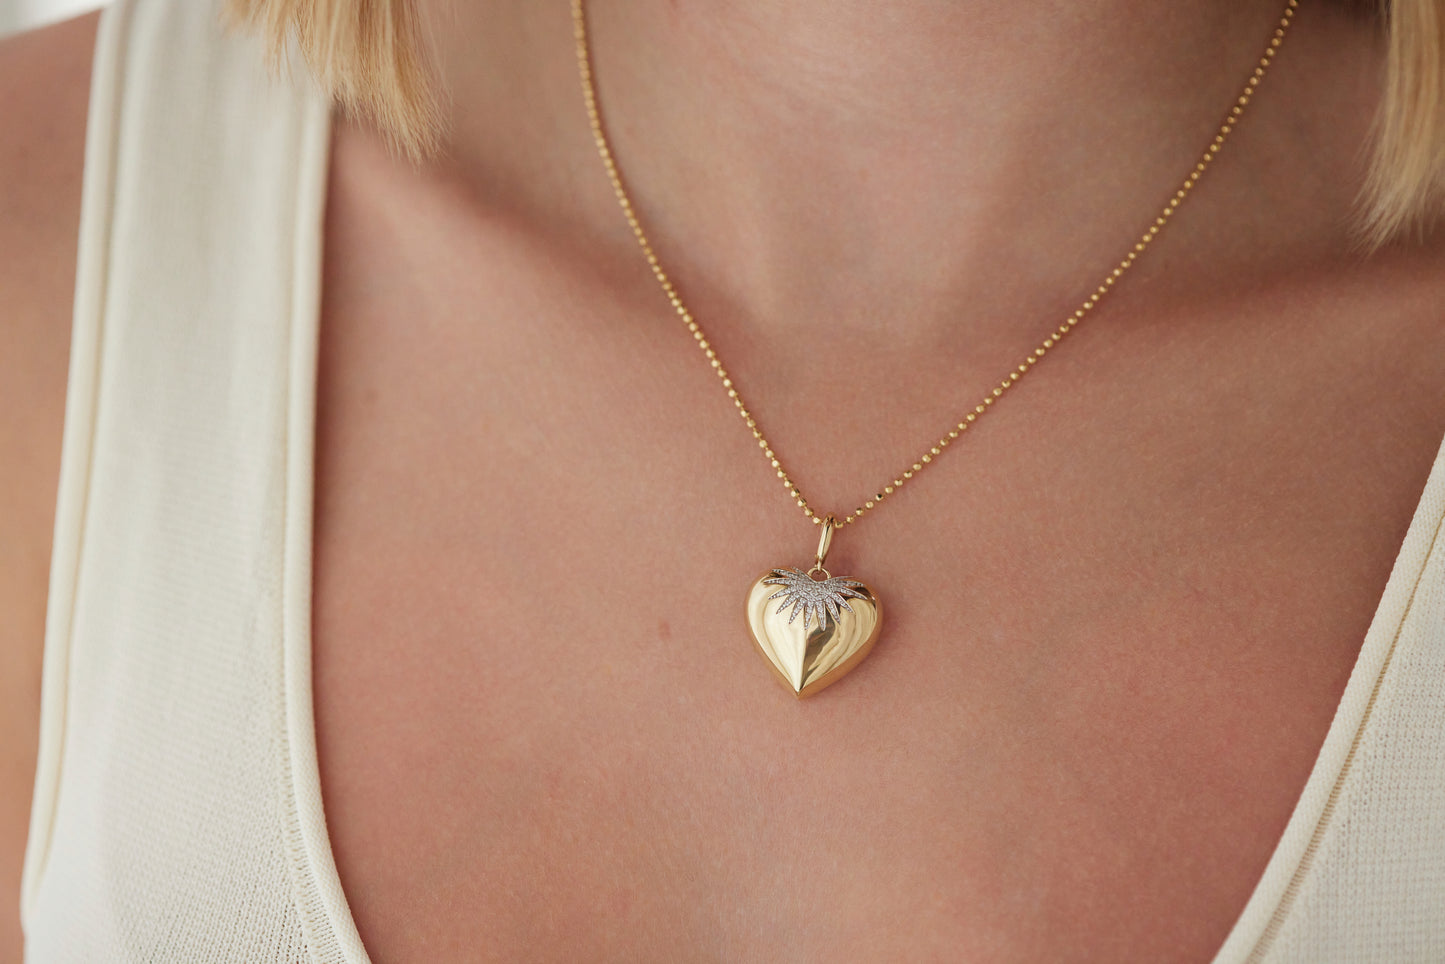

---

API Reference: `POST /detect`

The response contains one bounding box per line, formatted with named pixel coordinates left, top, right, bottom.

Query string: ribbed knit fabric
left=16, top=0, right=1445, bottom=959
left=18, top=0, right=361, bottom=959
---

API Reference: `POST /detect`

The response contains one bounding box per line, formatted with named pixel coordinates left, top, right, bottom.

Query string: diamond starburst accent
left=762, top=567, right=869, bottom=632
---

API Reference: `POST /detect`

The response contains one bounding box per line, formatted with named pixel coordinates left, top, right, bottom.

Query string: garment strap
left=20, top=0, right=363, bottom=958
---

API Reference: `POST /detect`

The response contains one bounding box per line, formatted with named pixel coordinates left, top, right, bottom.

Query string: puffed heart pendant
left=745, top=516, right=882, bottom=697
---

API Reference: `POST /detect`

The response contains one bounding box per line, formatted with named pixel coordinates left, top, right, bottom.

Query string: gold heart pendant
left=745, top=566, right=882, bottom=698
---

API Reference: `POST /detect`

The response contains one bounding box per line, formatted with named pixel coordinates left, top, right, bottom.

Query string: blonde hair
left=226, top=0, right=443, bottom=157
left=228, top=0, right=1445, bottom=247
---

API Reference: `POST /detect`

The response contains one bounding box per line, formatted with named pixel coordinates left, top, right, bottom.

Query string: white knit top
left=18, top=0, right=1445, bottom=959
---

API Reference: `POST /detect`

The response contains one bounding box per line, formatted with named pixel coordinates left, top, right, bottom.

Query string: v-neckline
left=274, top=102, right=1445, bottom=964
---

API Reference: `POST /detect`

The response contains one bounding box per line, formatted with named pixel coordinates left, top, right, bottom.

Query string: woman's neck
left=421, top=0, right=1375, bottom=344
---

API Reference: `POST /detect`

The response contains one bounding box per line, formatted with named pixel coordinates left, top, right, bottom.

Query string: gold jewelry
left=571, top=0, right=1300, bottom=697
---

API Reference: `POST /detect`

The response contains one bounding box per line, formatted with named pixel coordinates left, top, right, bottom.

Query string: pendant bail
left=812, top=514, right=838, bottom=577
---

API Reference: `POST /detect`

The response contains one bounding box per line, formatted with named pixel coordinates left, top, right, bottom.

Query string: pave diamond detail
left=762, top=568, right=869, bottom=632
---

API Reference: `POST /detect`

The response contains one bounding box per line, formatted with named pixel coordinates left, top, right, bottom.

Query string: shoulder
left=0, top=9, right=98, bottom=958
left=0, top=10, right=99, bottom=547
left=0, top=10, right=97, bottom=384
left=0, top=11, right=97, bottom=258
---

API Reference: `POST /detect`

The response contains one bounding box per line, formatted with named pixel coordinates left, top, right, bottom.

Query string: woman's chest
left=305, top=230, right=1445, bottom=961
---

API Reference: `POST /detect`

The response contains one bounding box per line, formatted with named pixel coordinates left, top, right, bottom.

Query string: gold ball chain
left=571, top=0, right=1300, bottom=530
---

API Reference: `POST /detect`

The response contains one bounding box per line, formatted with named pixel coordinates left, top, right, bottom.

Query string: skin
left=0, top=11, right=97, bottom=960
left=3, top=0, right=1445, bottom=960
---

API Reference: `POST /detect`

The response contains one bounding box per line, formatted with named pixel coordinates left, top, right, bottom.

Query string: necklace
left=571, top=0, right=1300, bottom=697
